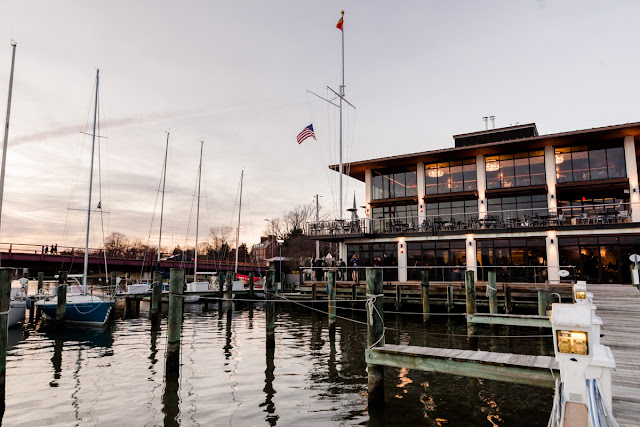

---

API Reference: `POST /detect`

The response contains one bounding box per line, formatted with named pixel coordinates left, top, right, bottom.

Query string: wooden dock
left=589, top=285, right=640, bottom=427
left=366, top=344, right=558, bottom=388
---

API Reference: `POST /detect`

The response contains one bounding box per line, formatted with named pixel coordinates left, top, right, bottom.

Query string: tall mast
left=157, top=131, right=169, bottom=268
left=194, top=140, right=203, bottom=279
left=83, top=69, right=99, bottom=293
left=0, top=42, right=17, bottom=254
left=338, top=10, right=345, bottom=221
left=234, top=170, right=244, bottom=274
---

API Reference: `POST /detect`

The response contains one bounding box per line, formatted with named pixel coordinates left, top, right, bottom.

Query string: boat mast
left=338, top=10, right=345, bottom=221
left=157, top=131, right=169, bottom=269
left=0, top=42, right=17, bottom=260
left=194, top=140, right=203, bottom=279
left=83, top=69, right=100, bottom=293
left=234, top=170, right=244, bottom=275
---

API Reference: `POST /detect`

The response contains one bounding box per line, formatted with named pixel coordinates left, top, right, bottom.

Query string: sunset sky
left=1, top=1, right=640, bottom=252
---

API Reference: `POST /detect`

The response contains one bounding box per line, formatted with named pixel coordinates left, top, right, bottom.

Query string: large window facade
left=555, top=144, right=626, bottom=183
left=485, top=150, right=545, bottom=189
left=406, top=240, right=466, bottom=281
left=372, top=167, right=417, bottom=200
left=486, top=194, right=548, bottom=220
left=346, top=243, right=398, bottom=281
left=425, top=159, right=476, bottom=195
left=371, top=204, right=418, bottom=233
left=476, top=238, right=547, bottom=283
left=425, top=199, right=478, bottom=221
left=559, top=235, right=640, bottom=284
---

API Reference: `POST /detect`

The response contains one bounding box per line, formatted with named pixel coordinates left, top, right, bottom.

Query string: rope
left=366, top=293, right=385, bottom=349
left=0, top=310, right=9, bottom=315
left=485, top=282, right=497, bottom=298
left=275, top=294, right=369, bottom=326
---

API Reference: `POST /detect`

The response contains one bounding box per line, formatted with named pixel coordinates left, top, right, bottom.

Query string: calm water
left=4, top=300, right=553, bottom=426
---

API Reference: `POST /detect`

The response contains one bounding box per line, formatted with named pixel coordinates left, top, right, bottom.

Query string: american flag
left=297, top=124, right=316, bottom=144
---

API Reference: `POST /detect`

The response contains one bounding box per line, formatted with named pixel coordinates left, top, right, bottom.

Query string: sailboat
left=1, top=43, right=26, bottom=327
left=126, top=131, right=170, bottom=295
left=36, top=69, right=115, bottom=325
left=230, top=171, right=264, bottom=298
left=184, top=140, right=216, bottom=302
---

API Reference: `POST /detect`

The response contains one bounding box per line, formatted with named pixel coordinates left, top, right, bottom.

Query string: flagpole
left=338, top=10, right=345, bottom=221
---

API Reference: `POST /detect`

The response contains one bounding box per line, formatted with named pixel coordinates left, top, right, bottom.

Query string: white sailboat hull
left=8, top=300, right=26, bottom=328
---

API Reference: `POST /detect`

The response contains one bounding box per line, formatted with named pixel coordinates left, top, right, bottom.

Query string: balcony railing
left=306, top=203, right=633, bottom=236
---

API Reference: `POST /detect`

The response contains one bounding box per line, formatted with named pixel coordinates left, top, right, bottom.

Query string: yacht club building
left=308, top=122, right=640, bottom=284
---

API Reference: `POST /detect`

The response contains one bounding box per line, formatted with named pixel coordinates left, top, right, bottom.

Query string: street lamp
left=264, top=218, right=275, bottom=258
left=277, top=239, right=284, bottom=290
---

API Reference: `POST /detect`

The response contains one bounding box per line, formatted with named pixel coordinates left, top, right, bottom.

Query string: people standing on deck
left=350, top=254, right=360, bottom=284
left=314, top=257, right=323, bottom=282
left=44, top=245, right=49, bottom=254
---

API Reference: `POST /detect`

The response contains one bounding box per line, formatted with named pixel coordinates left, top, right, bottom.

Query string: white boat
left=35, top=70, right=114, bottom=325
left=8, top=281, right=28, bottom=328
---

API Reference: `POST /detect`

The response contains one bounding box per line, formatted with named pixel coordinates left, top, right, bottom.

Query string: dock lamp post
left=277, top=239, right=284, bottom=289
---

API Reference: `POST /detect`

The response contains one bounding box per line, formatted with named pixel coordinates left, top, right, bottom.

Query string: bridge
left=0, top=242, right=261, bottom=276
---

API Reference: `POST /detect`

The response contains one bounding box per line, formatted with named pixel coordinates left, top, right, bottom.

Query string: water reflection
left=262, top=346, right=277, bottom=425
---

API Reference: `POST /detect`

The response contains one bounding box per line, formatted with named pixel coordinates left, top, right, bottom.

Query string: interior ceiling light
left=555, top=153, right=565, bottom=164
left=427, top=168, right=444, bottom=178
left=486, top=161, right=500, bottom=172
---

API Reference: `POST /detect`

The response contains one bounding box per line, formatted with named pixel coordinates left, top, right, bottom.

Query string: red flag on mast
left=336, top=12, right=344, bottom=31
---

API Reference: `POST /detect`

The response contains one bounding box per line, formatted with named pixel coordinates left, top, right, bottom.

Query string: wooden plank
left=467, top=313, right=551, bottom=328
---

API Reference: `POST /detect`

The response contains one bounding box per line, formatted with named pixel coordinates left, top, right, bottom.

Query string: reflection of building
left=252, top=235, right=277, bottom=266
left=309, top=122, right=640, bottom=284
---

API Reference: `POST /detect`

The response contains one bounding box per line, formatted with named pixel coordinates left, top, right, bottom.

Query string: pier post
left=150, top=271, right=162, bottom=325
left=226, top=272, right=233, bottom=300
left=166, top=269, right=184, bottom=373
left=395, top=284, right=402, bottom=311
left=266, top=270, right=276, bottom=348
left=125, top=272, right=131, bottom=290
left=37, top=272, right=44, bottom=294
left=366, top=268, right=385, bottom=409
left=328, top=270, right=336, bottom=330
left=299, top=270, right=304, bottom=293
left=537, top=290, right=548, bottom=316
left=488, top=272, right=498, bottom=314
left=0, top=268, right=11, bottom=409
left=56, top=272, right=68, bottom=323
left=312, top=282, right=317, bottom=304
left=504, top=285, right=512, bottom=314
left=465, top=270, right=477, bottom=337
left=421, top=270, right=430, bottom=324
left=446, top=285, right=454, bottom=312
left=110, top=271, right=117, bottom=295
left=249, top=272, right=255, bottom=299
left=351, top=283, right=357, bottom=308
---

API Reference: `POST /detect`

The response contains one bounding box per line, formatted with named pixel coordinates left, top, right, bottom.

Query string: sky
left=1, top=0, right=640, bottom=252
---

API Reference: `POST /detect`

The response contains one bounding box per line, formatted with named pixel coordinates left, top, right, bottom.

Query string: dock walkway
left=589, top=285, right=640, bottom=426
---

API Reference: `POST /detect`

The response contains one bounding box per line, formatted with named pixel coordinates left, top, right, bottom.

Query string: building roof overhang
left=330, top=121, right=640, bottom=182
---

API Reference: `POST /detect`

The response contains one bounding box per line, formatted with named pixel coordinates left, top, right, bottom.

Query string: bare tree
left=104, top=232, right=129, bottom=257
left=209, top=226, right=233, bottom=252
left=263, top=217, right=285, bottom=240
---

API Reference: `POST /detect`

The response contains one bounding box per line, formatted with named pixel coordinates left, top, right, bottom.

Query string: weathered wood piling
left=56, top=272, right=68, bottom=323
left=266, top=270, right=276, bottom=348
left=0, top=268, right=11, bottom=409
left=327, top=270, right=336, bottom=330
left=488, top=271, right=498, bottom=314
left=421, top=270, right=430, bottom=324
left=249, top=272, right=255, bottom=299
left=37, top=271, right=44, bottom=294
left=465, top=270, right=477, bottom=340
left=166, top=269, right=184, bottom=373
left=366, top=268, right=385, bottom=408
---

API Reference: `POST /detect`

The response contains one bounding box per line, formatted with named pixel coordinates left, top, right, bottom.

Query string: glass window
left=485, top=151, right=545, bottom=189
left=514, top=157, right=530, bottom=187
left=606, top=147, right=626, bottom=178
left=425, top=159, right=476, bottom=195
left=371, top=167, right=417, bottom=199
left=555, top=143, right=626, bottom=183
left=529, top=155, right=546, bottom=185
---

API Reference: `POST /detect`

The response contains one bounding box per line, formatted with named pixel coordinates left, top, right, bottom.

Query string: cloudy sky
left=1, top=1, right=639, bottom=251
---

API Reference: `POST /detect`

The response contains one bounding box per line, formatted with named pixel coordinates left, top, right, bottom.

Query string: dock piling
left=110, top=271, right=117, bottom=295
left=328, top=270, right=336, bottom=330
left=311, top=282, right=317, bottom=304
left=488, top=272, right=498, bottom=314
left=166, top=269, right=184, bottom=373
left=395, top=284, right=402, bottom=311
left=465, top=270, right=477, bottom=337
left=0, top=268, right=11, bottom=410
left=351, top=283, right=357, bottom=308
left=266, top=270, right=276, bottom=348
left=538, top=290, right=548, bottom=316
left=366, top=268, right=385, bottom=408
left=37, top=272, right=44, bottom=294
left=226, top=272, right=233, bottom=300
left=249, top=272, right=255, bottom=299
left=446, top=285, right=454, bottom=312
left=504, top=285, right=512, bottom=314
left=421, top=270, right=430, bottom=324
left=56, top=272, right=68, bottom=323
